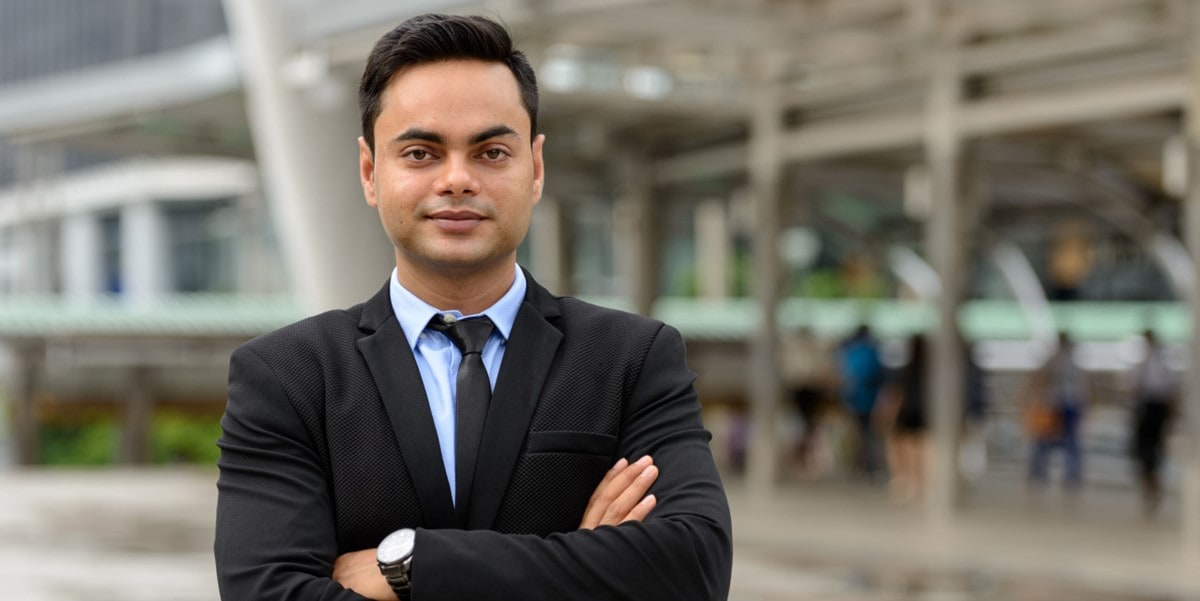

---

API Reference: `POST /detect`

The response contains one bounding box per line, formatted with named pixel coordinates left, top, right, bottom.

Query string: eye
left=401, top=147, right=436, bottom=162
left=482, top=148, right=509, bottom=160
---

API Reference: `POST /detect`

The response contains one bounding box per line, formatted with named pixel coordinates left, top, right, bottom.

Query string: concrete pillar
left=121, top=201, right=168, bottom=304
left=121, top=367, right=153, bottom=464
left=923, top=8, right=967, bottom=527
left=222, top=0, right=392, bottom=311
left=9, top=344, right=40, bottom=466
left=746, top=67, right=785, bottom=494
left=695, top=198, right=731, bottom=300
left=1180, top=3, right=1200, bottom=559
left=12, top=221, right=54, bottom=296
left=530, top=195, right=571, bottom=296
left=0, top=227, right=12, bottom=294
left=61, top=211, right=103, bottom=303
left=11, top=227, right=37, bottom=295
left=614, top=155, right=658, bottom=316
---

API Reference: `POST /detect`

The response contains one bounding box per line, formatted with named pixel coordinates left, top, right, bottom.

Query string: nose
left=434, top=154, right=478, bottom=198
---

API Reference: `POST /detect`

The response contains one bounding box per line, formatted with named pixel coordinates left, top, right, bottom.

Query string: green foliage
left=150, top=412, right=223, bottom=465
left=730, top=252, right=752, bottom=298
left=40, top=421, right=120, bottom=466
left=801, top=269, right=845, bottom=298
left=672, top=265, right=699, bottom=297
left=37, top=411, right=222, bottom=466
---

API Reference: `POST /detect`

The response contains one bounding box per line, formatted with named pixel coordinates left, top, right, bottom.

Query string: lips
left=428, top=209, right=485, bottom=233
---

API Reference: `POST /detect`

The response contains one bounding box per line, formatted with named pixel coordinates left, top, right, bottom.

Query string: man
left=1027, top=332, right=1088, bottom=491
left=1129, top=329, right=1176, bottom=516
left=214, top=13, right=732, bottom=601
left=837, top=325, right=883, bottom=478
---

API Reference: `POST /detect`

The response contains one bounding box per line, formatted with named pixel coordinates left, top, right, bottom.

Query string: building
left=3, top=0, right=1200, bottom=546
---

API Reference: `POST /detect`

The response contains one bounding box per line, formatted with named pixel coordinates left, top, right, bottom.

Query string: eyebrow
left=389, top=125, right=519, bottom=148
left=392, top=128, right=444, bottom=145
left=469, top=125, right=519, bottom=145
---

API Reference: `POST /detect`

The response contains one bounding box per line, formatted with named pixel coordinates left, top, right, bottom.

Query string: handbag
left=1023, top=399, right=1060, bottom=440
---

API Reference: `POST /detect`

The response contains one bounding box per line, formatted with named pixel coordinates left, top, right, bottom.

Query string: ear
left=530, top=133, right=545, bottom=205
left=358, top=137, right=377, bottom=207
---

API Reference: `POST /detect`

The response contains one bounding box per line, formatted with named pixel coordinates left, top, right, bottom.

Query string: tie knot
left=429, top=315, right=494, bottom=355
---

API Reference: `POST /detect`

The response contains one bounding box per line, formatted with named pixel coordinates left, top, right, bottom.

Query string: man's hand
left=578, top=455, right=658, bottom=530
left=334, top=456, right=656, bottom=596
left=332, top=548, right=397, bottom=601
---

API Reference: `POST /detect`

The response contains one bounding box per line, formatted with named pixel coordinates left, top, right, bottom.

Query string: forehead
left=377, top=59, right=529, bottom=136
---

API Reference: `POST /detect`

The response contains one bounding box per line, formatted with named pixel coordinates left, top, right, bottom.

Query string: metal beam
left=961, top=13, right=1167, bottom=75
left=658, top=72, right=1187, bottom=185
left=0, top=38, right=239, bottom=139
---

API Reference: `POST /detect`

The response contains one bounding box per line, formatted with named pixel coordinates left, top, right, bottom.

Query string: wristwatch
left=377, top=528, right=415, bottom=601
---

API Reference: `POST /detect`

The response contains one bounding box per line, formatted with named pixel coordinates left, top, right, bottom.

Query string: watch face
left=377, top=529, right=416, bottom=565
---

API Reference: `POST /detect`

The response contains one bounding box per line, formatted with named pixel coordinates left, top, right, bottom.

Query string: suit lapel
left=466, top=273, right=562, bottom=529
left=356, top=283, right=457, bottom=529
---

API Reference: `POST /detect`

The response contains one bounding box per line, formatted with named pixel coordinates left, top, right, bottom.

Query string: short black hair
left=358, top=13, right=539, bottom=152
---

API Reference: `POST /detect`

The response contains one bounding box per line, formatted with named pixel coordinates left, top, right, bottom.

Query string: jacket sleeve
left=214, top=345, right=368, bottom=601
left=413, top=324, right=734, bottom=601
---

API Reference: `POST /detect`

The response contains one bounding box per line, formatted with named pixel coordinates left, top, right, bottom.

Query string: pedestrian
left=837, top=324, right=885, bottom=478
left=781, top=326, right=833, bottom=476
left=214, top=14, right=732, bottom=601
left=958, top=337, right=989, bottom=485
left=1027, top=332, right=1088, bottom=493
left=1129, top=329, right=1176, bottom=516
left=879, top=334, right=928, bottom=503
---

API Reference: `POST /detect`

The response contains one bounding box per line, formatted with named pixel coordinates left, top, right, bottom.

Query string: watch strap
left=378, top=558, right=411, bottom=601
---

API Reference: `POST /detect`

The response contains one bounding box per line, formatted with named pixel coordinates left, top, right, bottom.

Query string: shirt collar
left=388, top=266, right=527, bottom=350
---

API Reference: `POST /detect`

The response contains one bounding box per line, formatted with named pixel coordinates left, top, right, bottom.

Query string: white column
left=10, top=226, right=36, bottom=295
left=923, top=7, right=966, bottom=527
left=9, top=344, right=40, bottom=465
left=695, top=198, right=730, bottom=300
left=530, top=195, right=570, bottom=296
left=1181, top=4, right=1200, bottom=560
left=614, top=155, right=657, bottom=316
left=121, top=201, right=168, bottom=303
left=746, top=65, right=785, bottom=494
left=61, top=211, right=103, bottom=303
left=12, top=223, right=53, bottom=296
left=223, top=0, right=393, bottom=311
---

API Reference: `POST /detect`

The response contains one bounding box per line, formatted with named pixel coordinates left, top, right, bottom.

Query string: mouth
left=427, top=209, right=485, bottom=233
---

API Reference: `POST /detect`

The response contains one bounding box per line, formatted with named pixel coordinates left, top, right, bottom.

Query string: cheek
left=373, top=193, right=410, bottom=233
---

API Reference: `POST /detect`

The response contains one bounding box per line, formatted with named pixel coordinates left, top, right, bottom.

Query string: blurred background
left=3, top=0, right=1200, bottom=599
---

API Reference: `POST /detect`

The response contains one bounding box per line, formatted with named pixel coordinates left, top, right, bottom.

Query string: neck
left=394, top=258, right=517, bottom=316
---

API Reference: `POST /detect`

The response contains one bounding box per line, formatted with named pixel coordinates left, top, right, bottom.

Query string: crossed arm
left=216, top=324, right=731, bottom=601
left=331, top=456, right=661, bottom=600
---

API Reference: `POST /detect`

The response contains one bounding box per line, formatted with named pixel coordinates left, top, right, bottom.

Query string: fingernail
left=613, top=458, right=628, bottom=470
left=639, top=465, right=658, bottom=479
left=640, top=494, right=656, bottom=505
left=635, top=455, right=652, bottom=466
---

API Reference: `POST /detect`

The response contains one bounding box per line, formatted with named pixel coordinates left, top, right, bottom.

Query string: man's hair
left=358, top=13, right=539, bottom=152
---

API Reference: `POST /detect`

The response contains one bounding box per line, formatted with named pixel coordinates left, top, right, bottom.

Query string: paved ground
left=729, top=474, right=1197, bottom=601
left=0, top=467, right=1195, bottom=600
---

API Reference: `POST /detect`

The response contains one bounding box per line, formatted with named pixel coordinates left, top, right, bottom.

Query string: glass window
left=99, top=212, right=121, bottom=295
left=166, top=200, right=236, bottom=293
left=570, top=200, right=615, bottom=296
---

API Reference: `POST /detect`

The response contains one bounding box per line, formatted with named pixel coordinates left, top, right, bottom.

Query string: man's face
left=359, top=59, right=544, bottom=278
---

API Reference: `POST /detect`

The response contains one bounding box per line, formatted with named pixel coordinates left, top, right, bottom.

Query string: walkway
left=1, top=468, right=1194, bottom=600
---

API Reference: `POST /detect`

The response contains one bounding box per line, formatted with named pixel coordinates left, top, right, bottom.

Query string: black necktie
left=428, top=314, right=495, bottom=519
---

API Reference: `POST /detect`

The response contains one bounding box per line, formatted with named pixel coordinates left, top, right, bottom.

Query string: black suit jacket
left=215, top=271, right=732, bottom=600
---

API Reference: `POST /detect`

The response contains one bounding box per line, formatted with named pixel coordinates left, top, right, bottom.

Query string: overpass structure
left=3, top=0, right=1200, bottom=557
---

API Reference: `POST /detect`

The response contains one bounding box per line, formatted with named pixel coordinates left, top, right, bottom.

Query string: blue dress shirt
left=388, top=267, right=527, bottom=504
